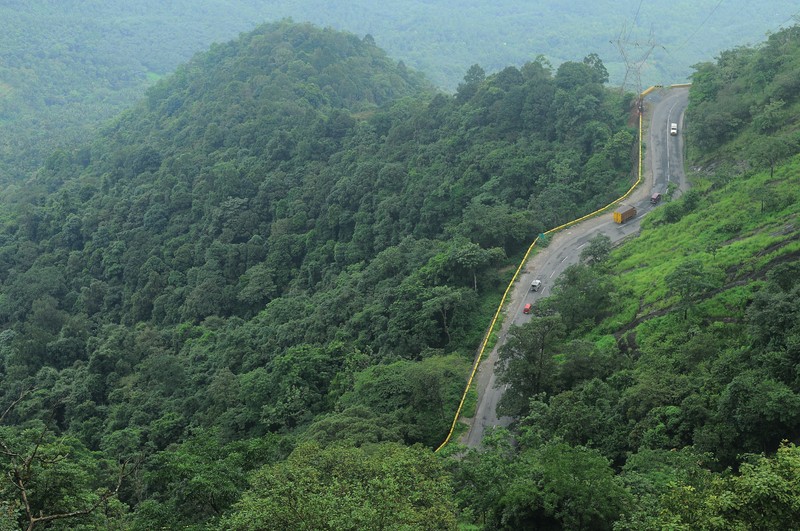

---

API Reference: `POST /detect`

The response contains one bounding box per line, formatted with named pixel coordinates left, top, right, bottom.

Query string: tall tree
left=496, top=315, right=566, bottom=416
left=579, top=233, right=612, bottom=266
left=221, top=442, right=457, bottom=530
left=665, top=260, right=723, bottom=319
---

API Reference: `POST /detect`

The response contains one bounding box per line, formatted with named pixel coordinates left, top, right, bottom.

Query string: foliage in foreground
left=223, top=443, right=457, bottom=530
left=0, top=20, right=636, bottom=529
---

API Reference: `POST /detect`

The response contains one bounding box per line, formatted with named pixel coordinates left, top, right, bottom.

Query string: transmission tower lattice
left=613, top=24, right=658, bottom=96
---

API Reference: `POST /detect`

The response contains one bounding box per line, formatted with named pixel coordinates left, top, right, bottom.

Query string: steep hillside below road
left=461, top=86, right=690, bottom=448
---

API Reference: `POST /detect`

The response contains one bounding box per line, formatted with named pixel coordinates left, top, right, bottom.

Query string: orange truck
left=613, top=205, right=637, bottom=224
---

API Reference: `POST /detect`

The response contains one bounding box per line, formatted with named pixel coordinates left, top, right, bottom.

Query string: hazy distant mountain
left=0, top=0, right=795, bottom=180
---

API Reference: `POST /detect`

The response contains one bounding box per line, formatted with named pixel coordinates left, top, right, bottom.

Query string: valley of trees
left=0, top=14, right=799, bottom=530
left=0, top=20, right=638, bottom=529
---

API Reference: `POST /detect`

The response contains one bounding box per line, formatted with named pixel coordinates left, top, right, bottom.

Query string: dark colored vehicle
left=650, top=192, right=662, bottom=204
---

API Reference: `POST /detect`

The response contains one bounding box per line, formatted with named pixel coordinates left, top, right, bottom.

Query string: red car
left=523, top=303, right=532, bottom=314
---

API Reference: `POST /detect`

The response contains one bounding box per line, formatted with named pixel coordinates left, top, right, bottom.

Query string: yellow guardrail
left=433, top=233, right=541, bottom=453
left=639, top=85, right=661, bottom=98
left=434, top=86, right=650, bottom=453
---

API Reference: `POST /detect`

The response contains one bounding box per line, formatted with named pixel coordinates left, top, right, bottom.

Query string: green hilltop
left=0, top=18, right=799, bottom=530
left=0, top=20, right=635, bottom=529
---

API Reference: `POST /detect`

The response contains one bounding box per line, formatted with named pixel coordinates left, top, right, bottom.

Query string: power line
left=633, top=0, right=644, bottom=26
left=613, top=22, right=658, bottom=94
left=672, top=0, right=726, bottom=52
left=776, top=9, right=800, bottom=28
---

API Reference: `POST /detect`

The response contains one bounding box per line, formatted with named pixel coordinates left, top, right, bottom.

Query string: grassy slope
left=596, top=155, right=799, bottom=350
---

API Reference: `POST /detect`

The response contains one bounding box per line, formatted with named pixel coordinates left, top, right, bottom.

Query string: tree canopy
left=0, top=20, right=636, bottom=529
left=3, top=13, right=799, bottom=531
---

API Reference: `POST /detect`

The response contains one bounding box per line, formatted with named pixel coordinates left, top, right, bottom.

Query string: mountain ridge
left=1, top=18, right=798, bottom=531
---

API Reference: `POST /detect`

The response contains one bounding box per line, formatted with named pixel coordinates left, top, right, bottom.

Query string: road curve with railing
left=435, top=85, right=690, bottom=452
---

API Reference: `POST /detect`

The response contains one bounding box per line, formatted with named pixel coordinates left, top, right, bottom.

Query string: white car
left=530, top=279, right=542, bottom=292
left=670, top=123, right=678, bottom=136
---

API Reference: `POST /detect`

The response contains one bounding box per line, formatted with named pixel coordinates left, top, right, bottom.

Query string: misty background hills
left=1, top=0, right=797, bottom=180
left=0, top=3, right=799, bottom=528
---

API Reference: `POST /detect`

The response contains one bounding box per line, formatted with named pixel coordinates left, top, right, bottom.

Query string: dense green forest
left=2, top=1, right=795, bottom=182
left=2, top=15, right=800, bottom=530
left=453, top=24, right=800, bottom=529
left=0, top=20, right=637, bottom=529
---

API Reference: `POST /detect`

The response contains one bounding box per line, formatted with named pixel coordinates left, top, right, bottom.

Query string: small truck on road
left=613, top=205, right=637, bottom=224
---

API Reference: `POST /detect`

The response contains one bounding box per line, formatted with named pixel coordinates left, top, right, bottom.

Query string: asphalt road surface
left=461, top=86, right=690, bottom=448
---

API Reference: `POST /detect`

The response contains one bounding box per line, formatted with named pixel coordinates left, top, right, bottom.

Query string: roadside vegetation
left=0, top=12, right=798, bottom=530
left=460, top=24, right=800, bottom=529
left=462, top=156, right=800, bottom=529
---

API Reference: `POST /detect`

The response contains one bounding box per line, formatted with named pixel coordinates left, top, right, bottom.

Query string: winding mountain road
left=460, top=86, right=690, bottom=448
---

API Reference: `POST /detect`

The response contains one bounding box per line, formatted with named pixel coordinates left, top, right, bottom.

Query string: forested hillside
left=3, top=13, right=799, bottom=531
left=0, top=21, right=635, bottom=529
left=689, top=24, right=800, bottom=164
left=449, top=24, right=800, bottom=529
